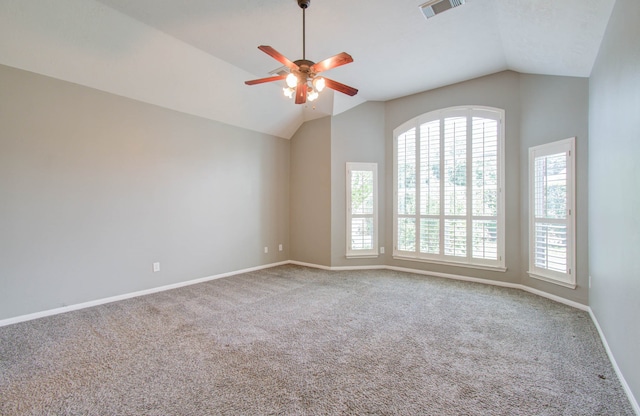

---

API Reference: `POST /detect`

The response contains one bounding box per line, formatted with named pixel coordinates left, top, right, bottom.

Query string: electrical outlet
left=380, top=247, right=385, bottom=254
left=279, top=244, right=283, bottom=251
left=264, top=247, right=268, bottom=254
left=153, top=262, right=160, bottom=272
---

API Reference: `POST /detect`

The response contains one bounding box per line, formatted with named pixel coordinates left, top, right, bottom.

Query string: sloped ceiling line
left=1, top=0, right=615, bottom=138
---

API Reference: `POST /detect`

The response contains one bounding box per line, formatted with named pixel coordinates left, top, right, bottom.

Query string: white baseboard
left=0, top=261, right=289, bottom=328
left=390, top=265, right=588, bottom=310
left=517, top=285, right=589, bottom=311
left=1, top=260, right=636, bottom=414
left=391, top=266, right=590, bottom=311
left=386, top=264, right=522, bottom=289
left=288, top=260, right=334, bottom=270
left=588, top=309, right=640, bottom=415
left=289, top=260, right=386, bottom=271
left=294, top=262, right=589, bottom=311
left=0, top=260, right=586, bottom=326
left=292, top=261, right=637, bottom=412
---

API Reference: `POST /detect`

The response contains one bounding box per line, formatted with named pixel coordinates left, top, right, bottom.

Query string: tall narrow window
left=393, top=106, right=505, bottom=270
left=528, top=138, right=576, bottom=288
left=347, top=163, right=378, bottom=258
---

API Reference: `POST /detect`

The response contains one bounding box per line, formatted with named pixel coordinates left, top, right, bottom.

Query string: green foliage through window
left=394, top=107, right=504, bottom=268
left=347, top=163, right=378, bottom=257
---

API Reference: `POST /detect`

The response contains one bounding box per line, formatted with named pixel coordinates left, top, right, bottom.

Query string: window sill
left=393, top=255, right=507, bottom=272
left=527, top=272, right=576, bottom=289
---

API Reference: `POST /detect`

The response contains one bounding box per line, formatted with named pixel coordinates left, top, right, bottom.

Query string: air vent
left=419, top=0, right=466, bottom=19
left=268, top=65, right=289, bottom=76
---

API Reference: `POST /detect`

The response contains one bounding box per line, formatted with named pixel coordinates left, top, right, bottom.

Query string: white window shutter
left=393, top=106, right=505, bottom=271
left=346, top=163, right=378, bottom=258
left=528, top=137, right=576, bottom=288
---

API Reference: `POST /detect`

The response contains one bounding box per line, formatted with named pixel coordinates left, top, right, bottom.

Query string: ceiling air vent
left=269, top=65, right=289, bottom=76
left=419, top=0, right=466, bottom=19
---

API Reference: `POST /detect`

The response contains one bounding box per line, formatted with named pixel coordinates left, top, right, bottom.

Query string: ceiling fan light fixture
left=283, top=87, right=295, bottom=98
left=313, top=77, right=325, bottom=92
left=244, top=0, right=357, bottom=104
left=286, top=73, right=298, bottom=88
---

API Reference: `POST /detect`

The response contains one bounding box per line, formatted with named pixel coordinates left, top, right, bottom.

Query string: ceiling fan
left=244, top=0, right=358, bottom=105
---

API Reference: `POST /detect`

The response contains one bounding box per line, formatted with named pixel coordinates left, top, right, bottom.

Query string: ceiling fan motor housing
left=297, top=0, right=310, bottom=9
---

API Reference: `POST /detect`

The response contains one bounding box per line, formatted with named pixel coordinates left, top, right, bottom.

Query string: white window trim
left=346, top=162, right=378, bottom=258
left=528, top=137, right=576, bottom=289
left=392, top=106, right=506, bottom=271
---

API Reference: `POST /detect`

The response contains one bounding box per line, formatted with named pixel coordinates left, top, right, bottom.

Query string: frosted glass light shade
left=286, top=73, right=298, bottom=88
left=283, top=87, right=294, bottom=98
left=313, top=77, right=325, bottom=92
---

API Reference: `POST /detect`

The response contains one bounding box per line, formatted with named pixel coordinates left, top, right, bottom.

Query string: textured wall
left=518, top=74, right=590, bottom=305
left=589, top=0, right=640, bottom=407
left=321, top=71, right=591, bottom=306
left=0, top=65, right=290, bottom=320
left=0, top=0, right=302, bottom=138
left=330, top=101, right=386, bottom=267
left=289, top=117, right=332, bottom=266
left=384, top=71, right=523, bottom=285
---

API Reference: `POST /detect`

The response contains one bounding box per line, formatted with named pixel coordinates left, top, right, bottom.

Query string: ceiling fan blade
left=258, top=45, right=298, bottom=70
left=311, top=52, right=353, bottom=73
left=244, top=74, right=287, bottom=86
left=295, top=82, right=308, bottom=104
left=323, top=78, right=358, bottom=96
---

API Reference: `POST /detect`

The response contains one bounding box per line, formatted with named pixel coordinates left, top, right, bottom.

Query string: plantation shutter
left=528, top=138, right=575, bottom=288
left=443, top=116, right=467, bottom=257
left=347, top=163, right=378, bottom=257
left=419, top=120, right=440, bottom=255
left=471, top=115, right=499, bottom=261
left=397, top=129, right=417, bottom=252
left=393, top=106, right=505, bottom=270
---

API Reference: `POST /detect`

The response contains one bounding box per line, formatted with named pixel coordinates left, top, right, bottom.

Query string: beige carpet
left=0, top=265, right=634, bottom=415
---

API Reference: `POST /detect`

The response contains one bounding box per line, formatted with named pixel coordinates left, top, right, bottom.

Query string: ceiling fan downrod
left=298, top=0, right=310, bottom=60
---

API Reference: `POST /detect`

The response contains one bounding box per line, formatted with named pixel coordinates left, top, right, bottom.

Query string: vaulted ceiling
left=1, top=0, right=616, bottom=138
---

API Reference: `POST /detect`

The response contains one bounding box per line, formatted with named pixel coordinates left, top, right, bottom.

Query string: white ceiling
left=1, top=0, right=616, bottom=138
left=95, top=0, right=614, bottom=98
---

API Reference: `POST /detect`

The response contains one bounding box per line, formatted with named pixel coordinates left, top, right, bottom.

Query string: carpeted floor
left=0, top=265, right=634, bottom=415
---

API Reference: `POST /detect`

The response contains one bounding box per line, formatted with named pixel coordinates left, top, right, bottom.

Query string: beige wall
left=1, top=65, right=593, bottom=321
left=3, top=48, right=636, bottom=405
left=289, top=117, right=332, bottom=266
left=330, top=101, right=386, bottom=267
left=384, top=71, right=523, bottom=285
left=589, top=0, right=640, bottom=406
left=385, top=71, right=590, bottom=303
left=518, top=74, right=589, bottom=304
left=292, top=71, right=590, bottom=306
left=2, top=9, right=637, bottom=404
left=0, top=64, right=290, bottom=320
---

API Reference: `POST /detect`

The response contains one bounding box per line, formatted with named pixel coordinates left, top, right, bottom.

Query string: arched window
left=393, top=106, right=505, bottom=270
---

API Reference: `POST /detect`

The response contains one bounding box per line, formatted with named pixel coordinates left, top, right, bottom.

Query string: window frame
left=528, top=137, right=576, bottom=289
left=346, top=162, right=379, bottom=258
left=392, top=106, right=506, bottom=271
